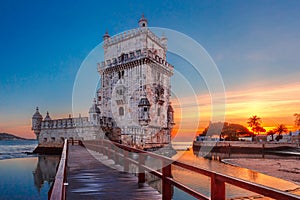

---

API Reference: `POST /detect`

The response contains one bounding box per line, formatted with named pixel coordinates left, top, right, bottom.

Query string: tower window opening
left=124, top=54, right=128, bottom=61
left=142, top=23, right=145, bottom=27
left=130, top=52, right=134, bottom=59
left=119, top=107, right=124, bottom=116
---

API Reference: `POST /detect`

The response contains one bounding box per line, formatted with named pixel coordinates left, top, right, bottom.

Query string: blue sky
left=1, top=0, right=300, bottom=138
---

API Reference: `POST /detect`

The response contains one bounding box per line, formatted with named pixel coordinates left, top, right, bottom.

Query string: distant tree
left=294, top=113, right=300, bottom=130
left=247, top=115, right=265, bottom=135
left=201, top=122, right=251, bottom=141
left=274, top=124, right=288, bottom=141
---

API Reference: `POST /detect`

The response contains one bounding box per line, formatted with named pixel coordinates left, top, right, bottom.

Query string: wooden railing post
left=138, top=154, right=145, bottom=187
left=162, top=161, right=172, bottom=200
left=106, top=143, right=110, bottom=159
left=211, top=173, right=225, bottom=200
left=99, top=140, right=103, bottom=154
left=123, top=150, right=129, bottom=172
left=112, top=144, right=116, bottom=162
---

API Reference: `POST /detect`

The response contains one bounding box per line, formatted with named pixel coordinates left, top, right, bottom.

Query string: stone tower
left=97, top=15, right=175, bottom=147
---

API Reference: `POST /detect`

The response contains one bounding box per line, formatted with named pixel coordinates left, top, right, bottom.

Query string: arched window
left=119, top=107, right=124, bottom=116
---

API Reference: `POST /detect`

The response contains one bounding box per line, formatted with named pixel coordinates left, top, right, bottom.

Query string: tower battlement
left=98, top=49, right=173, bottom=73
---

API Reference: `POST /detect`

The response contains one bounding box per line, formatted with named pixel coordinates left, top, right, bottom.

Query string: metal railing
left=83, top=139, right=300, bottom=200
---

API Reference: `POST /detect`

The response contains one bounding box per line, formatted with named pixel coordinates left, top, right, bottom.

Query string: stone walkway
left=66, top=145, right=162, bottom=200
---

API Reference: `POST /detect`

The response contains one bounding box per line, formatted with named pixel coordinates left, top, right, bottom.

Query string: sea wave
left=0, top=140, right=38, bottom=160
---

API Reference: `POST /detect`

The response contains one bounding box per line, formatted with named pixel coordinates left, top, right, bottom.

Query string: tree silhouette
left=274, top=124, right=288, bottom=141
left=201, top=122, right=251, bottom=141
left=247, top=115, right=265, bottom=135
left=294, top=113, right=300, bottom=129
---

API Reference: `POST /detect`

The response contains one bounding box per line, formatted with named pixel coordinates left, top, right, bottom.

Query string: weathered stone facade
left=32, top=105, right=112, bottom=148
left=32, top=15, right=175, bottom=149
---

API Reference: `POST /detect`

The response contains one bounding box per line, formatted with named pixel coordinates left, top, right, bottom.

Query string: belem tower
left=32, top=15, right=175, bottom=150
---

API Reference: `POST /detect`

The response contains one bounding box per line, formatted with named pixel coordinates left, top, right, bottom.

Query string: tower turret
left=167, top=103, right=175, bottom=128
left=138, top=14, right=148, bottom=28
left=32, top=107, right=43, bottom=139
left=44, top=111, right=51, bottom=121
left=103, top=30, right=110, bottom=44
left=89, top=98, right=101, bottom=125
left=160, top=32, right=167, bottom=53
left=138, top=96, right=151, bottom=126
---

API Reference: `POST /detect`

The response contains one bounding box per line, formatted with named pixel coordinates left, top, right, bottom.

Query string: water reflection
left=33, top=155, right=60, bottom=193
left=194, top=150, right=300, bottom=160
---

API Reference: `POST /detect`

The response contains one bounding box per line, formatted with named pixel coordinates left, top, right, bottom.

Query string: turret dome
left=89, top=99, right=101, bottom=114
left=32, top=107, right=43, bottom=119
left=103, top=30, right=110, bottom=41
left=138, top=14, right=148, bottom=28
left=44, top=111, right=51, bottom=121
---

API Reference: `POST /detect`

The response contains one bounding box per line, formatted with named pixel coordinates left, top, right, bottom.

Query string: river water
left=0, top=140, right=299, bottom=199
left=0, top=140, right=60, bottom=200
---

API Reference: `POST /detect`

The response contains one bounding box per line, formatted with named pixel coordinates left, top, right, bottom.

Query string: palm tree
left=247, top=115, right=262, bottom=135
left=294, top=113, right=300, bottom=131
left=274, top=124, right=288, bottom=141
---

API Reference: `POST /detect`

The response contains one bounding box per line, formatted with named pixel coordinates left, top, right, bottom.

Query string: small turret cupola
left=44, top=112, right=51, bottom=121
left=103, top=30, right=110, bottom=41
left=160, top=32, right=167, bottom=51
left=138, top=96, right=151, bottom=126
left=138, top=14, right=148, bottom=28
left=32, top=107, right=43, bottom=120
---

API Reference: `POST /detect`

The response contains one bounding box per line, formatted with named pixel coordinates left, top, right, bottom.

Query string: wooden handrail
left=48, top=139, right=68, bottom=200
left=83, top=140, right=300, bottom=200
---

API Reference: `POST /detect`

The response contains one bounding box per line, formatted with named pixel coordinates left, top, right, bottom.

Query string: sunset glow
left=171, top=81, right=300, bottom=141
left=1, top=1, right=300, bottom=142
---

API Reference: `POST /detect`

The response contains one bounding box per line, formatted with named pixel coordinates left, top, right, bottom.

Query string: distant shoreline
left=0, top=132, right=35, bottom=141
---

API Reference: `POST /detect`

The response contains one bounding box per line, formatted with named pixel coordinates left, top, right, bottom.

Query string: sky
left=0, top=0, right=300, bottom=139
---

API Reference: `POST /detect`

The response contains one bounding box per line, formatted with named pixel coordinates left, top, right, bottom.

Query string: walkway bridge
left=48, top=139, right=300, bottom=200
